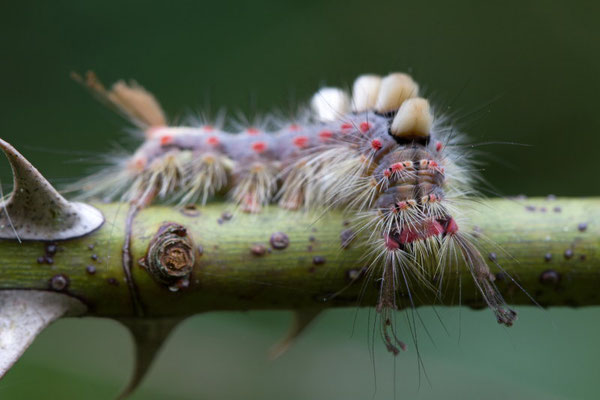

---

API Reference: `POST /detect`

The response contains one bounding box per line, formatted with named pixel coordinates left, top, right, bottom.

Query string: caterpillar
left=73, top=70, right=517, bottom=355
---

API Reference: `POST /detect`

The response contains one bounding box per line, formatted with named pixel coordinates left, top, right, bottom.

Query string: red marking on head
left=384, top=234, right=400, bottom=250
left=429, top=160, right=438, bottom=168
left=435, top=141, right=443, bottom=152
left=445, top=218, right=459, bottom=235
left=206, top=136, right=220, bottom=146
left=359, top=121, right=371, bottom=133
left=340, top=122, right=353, bottom=132
left=371, top=139, right=382, bottom=151
left=427, top=220, right=444, bottom=236
left=289, top=124, right=301, bottom=131
left=293, top=135, right=309, bottom=148
left=246, top=127, right=260, bottom=135
left=318, top=130, right=333, bottom=141
left=390, top=162, right=404, bottom=172
left=203, top=125, right=214, bottom=132
left=251, top=141, right=267, bottom=153
left=159, top=135, right=173, bottom=146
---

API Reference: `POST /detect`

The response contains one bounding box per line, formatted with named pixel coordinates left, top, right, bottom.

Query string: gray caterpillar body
left=74, top=71, right=517, bottom=355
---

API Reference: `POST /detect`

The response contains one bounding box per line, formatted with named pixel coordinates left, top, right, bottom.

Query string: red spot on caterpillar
left=293, top=135, right=309, bottom=148
left=435, top=141, right=443, bottom=152
left=318, top=130, right=333, bottom=141
left=429, top=160, right=438, bottom=168
left=384, top=169, right=391, bottom=177
left=371, top=139, right=382, bottom=150
left=390, top=162, right=404, bottom=172
left=396, top=201, right=408, bottom=210
left=399, top=227, right=420, bottom=244
left=246, top=127, right=260, bottom=135
left=203, top=125, right=214, bottom=132
left=206, top=136, right=219, bottom=146
left=130, top=157, right=146, bottom=171
left=289, top=124, right=301, bottom=131
left=384, top=234, right=400, bottom=250
left=359, top=121, right=371, bottom=133
left=429, top=193, right=437, bottom=202
left=160, top=135, right=173, bottom=146
left=399, top=220, right=444, bottom=244
left=340, top=122, right=353, bottom=132
left=445, top=218, right=459, bottom=235
left=252, top=141, right=267, bottom=153
left=427, top=220, right=444, bottom=236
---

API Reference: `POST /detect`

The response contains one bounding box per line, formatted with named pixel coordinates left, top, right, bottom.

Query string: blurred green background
left=1, top=1, right=599, bottom=399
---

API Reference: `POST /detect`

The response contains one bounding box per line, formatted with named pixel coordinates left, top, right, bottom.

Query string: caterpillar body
left=74, top=71, right=517, bottom=355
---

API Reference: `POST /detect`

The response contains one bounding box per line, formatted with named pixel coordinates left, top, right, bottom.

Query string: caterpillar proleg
left=73, top=70, right=517, bottom=354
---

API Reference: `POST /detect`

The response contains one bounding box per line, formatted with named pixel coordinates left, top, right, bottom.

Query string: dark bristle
left=388, top=132, right=431, bottom=147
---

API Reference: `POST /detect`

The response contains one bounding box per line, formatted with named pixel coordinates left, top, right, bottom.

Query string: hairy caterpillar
left=73, top=71, right=517, bottom=355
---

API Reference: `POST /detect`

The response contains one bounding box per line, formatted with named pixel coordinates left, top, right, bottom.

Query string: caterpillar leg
left=376, top=254, right=408, bottom=355
left=230, top=162, right=278, bottom=213
left=448, top=232, right=517, bottom=326
left=180, top=153, right=232, bottom=205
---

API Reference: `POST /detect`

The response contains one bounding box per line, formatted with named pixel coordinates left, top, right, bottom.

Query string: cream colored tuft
left=311, top=87, right=350, bottom=122
left=351, top=74, right=382, bottom=112
left=390, top=98, right=432, bottom=138
left=374, top=73, right=419, bottom=113
left=72, top=71, right=167, bottom=131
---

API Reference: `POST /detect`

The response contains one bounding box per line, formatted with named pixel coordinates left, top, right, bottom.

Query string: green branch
left=1, top=198, right=597, bottom=318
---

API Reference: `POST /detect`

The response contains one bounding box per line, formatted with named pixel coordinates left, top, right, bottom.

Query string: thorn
left=0, top=291, right=86, bottom=378
left=0, top=139, right=104, bottom=240
left=116, top=318, right=183, bottom=399
left=268, top=309, right=322, bottom=360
